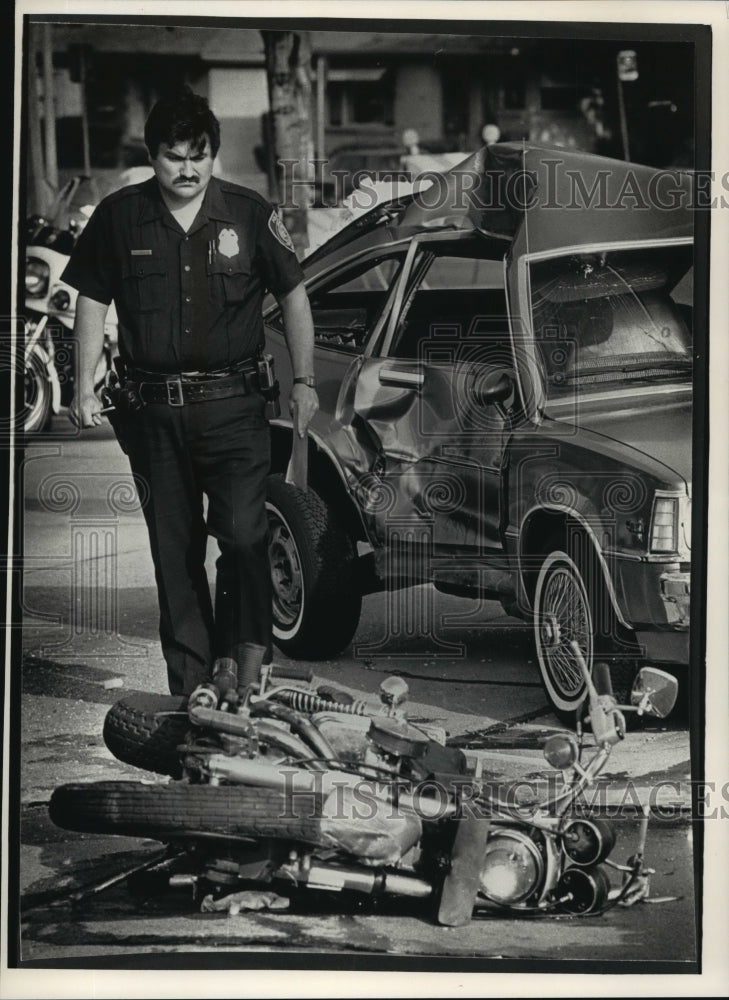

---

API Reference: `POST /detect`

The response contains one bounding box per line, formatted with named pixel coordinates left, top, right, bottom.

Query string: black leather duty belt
left=128, top=364, right=260, bottom=407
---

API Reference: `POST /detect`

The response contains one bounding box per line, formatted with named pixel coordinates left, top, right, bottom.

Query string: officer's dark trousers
left=126, top=392, right=272, bottom=695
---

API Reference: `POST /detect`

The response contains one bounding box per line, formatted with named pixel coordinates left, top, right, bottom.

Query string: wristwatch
left=293, top=375, right=316, bottom=388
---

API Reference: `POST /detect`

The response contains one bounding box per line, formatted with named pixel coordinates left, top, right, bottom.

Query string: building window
left=540, top=86, right=581, bottom=112
left=327, top=67, right=394, bottom=127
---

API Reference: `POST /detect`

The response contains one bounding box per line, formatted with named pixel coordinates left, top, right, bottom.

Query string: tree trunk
left=26, top=23, right=54, bottom=216
left=261, top=30, right=314, bottom=256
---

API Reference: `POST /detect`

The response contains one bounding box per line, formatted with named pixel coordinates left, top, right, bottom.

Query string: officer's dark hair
left=144, top=85, right=221, bottom=159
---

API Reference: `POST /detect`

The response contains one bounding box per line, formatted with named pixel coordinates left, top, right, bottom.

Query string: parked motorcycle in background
left=23, top=176, right=118, bottom=433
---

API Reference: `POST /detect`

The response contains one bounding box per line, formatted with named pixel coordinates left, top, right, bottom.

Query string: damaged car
left=263, top=143, right=695, bottom=720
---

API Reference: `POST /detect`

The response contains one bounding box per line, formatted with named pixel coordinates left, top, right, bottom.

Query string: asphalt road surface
left=11, top=419, right=698, bottom=970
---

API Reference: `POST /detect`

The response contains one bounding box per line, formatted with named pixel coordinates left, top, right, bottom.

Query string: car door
left=352, top=232, right=516, bottom=554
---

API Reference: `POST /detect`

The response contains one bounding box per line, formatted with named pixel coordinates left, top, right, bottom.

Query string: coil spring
left=275, top=689, right=370, bottom=716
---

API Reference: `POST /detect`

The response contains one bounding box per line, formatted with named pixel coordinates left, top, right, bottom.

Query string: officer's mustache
left=175, top=177, right=199, bottom=184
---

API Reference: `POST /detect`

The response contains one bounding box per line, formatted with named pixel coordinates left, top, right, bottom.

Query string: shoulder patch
left=268, top=210, right=295, bottom=253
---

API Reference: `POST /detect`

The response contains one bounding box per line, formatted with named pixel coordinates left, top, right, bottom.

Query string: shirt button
left=184, top=265, right=191, bottom=272
left=185, top=296, right=191, bottom=303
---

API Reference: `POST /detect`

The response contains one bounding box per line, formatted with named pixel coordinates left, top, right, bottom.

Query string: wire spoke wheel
left=534, top=550, right=594, bottom=720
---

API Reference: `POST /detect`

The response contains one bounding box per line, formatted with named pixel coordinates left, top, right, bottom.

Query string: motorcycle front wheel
left=49, top=782, right=325, bottom=844
left=24, top=345, right=52, bottom=433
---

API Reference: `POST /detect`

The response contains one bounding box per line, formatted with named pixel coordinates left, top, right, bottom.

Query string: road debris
left=200, top=890, right=290, bottom=915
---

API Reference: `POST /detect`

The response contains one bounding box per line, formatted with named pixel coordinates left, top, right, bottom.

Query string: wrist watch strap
left=293, top=376, right=316, bottom=388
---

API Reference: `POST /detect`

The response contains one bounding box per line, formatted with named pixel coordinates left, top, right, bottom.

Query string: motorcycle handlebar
left=267, top=664, right=314, bottom=684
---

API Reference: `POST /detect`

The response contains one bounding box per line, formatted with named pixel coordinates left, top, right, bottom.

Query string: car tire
left=266, top=474, right=362, bottom=659
left=24, top=345, right=52, bottom=433
left=533, top=547, right=637, bottom=724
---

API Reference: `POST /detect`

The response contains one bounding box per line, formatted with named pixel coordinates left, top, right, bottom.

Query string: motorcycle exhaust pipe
left=250, top=700, right=336, bottom=762
left=206, top=755, right=456, bottom=819
left=295, top=863, right=432, bottom=899
left=188, top=704, right=330, bottom=768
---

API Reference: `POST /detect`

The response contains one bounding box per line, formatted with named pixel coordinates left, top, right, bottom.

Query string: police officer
left=63, top=87, right=318, bottom=695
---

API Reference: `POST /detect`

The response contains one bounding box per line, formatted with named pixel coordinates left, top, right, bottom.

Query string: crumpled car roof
left=401, top=143, right=694, bottom=253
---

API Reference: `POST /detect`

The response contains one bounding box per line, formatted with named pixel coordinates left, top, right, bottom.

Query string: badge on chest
left=217, top=227, right=240, bottom=259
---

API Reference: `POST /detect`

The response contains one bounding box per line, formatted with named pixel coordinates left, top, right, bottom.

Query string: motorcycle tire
left=266, top=474, right=362, bottom=659
left=103, top=695, right=191, bottom=779
left=49, top=781, right=325, bottom=845
left=24, top=345, right=52, bottom=433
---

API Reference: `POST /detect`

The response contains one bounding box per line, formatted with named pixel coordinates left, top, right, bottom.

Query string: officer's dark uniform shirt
left=62, top=176, right=304, bottom=373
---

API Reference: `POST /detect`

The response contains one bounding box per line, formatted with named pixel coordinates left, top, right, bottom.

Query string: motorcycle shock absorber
left=273, top=689, right=370, bottom=717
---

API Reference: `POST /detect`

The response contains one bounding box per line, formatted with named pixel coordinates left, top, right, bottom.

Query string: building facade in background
left=26, top=22, right=695, bottom=214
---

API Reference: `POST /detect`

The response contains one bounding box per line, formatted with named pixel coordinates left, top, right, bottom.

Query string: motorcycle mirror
left=543, top=733, right=579, bottom=769
left=630, top=667, right=679, bottom=718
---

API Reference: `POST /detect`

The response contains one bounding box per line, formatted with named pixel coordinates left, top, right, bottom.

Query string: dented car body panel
left=264, top=144, right=695, bottom=670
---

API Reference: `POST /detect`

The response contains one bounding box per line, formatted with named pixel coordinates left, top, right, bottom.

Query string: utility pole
left=261, top=30, right=314, bottom=256
left=27, top=25, right=51, bottom=216
left=616, top=49, right=638, bottom=162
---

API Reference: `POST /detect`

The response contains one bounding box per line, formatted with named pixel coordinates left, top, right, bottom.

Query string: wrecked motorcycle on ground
left=50, top=643, right=677, bottom=924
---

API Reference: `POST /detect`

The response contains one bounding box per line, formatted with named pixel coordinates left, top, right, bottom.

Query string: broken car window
left=390, top=252, right=509, bottom=363
left=530, top=248, right=693, bottom=398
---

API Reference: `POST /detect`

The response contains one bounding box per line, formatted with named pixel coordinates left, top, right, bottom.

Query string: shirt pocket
left=206, top=253, right=251, bottom=307
left=121, top=255, right=168, bottom=314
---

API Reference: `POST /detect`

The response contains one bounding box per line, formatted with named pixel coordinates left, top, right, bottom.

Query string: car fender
left=512, top=501, right=631, bottom=629
left=268, top=417, right=373, bottom=542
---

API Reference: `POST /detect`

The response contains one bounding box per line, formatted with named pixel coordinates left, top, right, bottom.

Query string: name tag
left=130, top=249, right=153, bottom=256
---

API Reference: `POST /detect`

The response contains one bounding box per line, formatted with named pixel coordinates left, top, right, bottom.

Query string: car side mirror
left=471, top=371, right=513, bottom=407
left=630, top=667, right=678, bottom=719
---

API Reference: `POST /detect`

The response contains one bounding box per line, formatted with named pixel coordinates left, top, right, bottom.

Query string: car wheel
left=266, top=474, right=362, bottom=659
left=533, top=550, right=594, bottom=722
left=24, top=346, right=52, bottom=433
left=533, top=547, right=637, bottom=725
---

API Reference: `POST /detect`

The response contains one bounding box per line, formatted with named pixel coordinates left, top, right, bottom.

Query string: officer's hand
left=70, top=391, right=103, bottom=429
left=290, top=383, right=319, bottom=439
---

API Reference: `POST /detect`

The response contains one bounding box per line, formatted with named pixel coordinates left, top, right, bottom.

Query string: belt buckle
left=166, top=376, right=184, bottom=406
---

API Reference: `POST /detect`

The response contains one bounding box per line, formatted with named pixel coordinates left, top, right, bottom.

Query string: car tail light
left=650, top=496, right=678, bottom=552
left=25, top=257, right=50, bottom=298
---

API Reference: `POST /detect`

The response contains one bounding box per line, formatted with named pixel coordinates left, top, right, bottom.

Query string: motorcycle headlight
left=478, top=829, right=544, bottom=904
left=25, top=258, right=50, bottom=298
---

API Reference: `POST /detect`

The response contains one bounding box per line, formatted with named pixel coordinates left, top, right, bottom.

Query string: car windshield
left=530, top=247, right=693, bottom=398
